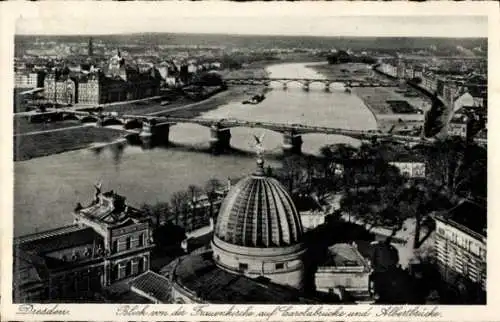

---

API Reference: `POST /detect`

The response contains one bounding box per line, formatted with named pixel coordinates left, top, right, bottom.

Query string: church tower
left=88, top=37, right=94, bottom=57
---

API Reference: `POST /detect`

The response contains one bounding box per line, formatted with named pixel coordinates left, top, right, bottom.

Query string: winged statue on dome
left=253, top=133, right=265, bottom=158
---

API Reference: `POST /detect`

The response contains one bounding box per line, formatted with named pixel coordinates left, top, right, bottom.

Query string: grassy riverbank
left=14, top=127, right=126, bottom=161
left=309, top=62, right=429, bottom=134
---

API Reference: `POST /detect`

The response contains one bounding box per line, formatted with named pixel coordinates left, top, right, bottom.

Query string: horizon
left=15, top=32, right=487, bottom=40
left=15, top=15, right=487, bottom=38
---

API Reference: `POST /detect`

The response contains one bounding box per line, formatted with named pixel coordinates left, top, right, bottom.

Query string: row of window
left=113, top=258, right=147, bottom=281
left=112, top=233, right=146, bottom=253
left=237, top=262, right=285, bottom=271
left=437, top=229, right=485, bottom=258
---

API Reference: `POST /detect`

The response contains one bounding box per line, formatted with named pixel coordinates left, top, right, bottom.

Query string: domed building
left=212, top=157, right=307, bottom=289
left=128, top=155, right=373, bottom=304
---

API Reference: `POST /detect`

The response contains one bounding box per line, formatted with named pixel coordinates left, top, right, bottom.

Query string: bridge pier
left=139, top=120, right=170, bottom=149
left=282, top=130, right=302, bottom=155
left=96, top=115, right=105, bottom=127
left=324, top=83, right=331, bottom=92
left=282, top=83, right=288, bottom=90
left=303, top=81, right=310, bottom=92
left=210, top=125, right=231, bottom=154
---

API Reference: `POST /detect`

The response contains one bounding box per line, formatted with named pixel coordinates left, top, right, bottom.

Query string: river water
left=14, top=62, right=377, bottom=236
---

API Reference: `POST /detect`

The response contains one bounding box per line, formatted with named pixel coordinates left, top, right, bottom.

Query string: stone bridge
left=42, top=110, right=438, bottom=153
left=223, top=77, right=397, bottom=91
left=118, top=115, right=434, bottom=153
left=32, top=109, right=487, bottom=152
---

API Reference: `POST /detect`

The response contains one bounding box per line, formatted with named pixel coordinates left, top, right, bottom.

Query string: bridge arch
left=61, top=113, right=80, bottom=121
left=124, top=118, right=143, bottom=130
left=101, top=117, right=124, bottom=127
left=81, top=115, right=100, bottom=123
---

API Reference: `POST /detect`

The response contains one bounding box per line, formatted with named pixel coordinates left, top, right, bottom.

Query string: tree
left=426, top=137, right=486, bottom=198
left=170, top=191, right=189, bottom=227
left=280, top=155, right=306, bottom=193
left=204, top=178, right=222, bottom=219
left=140, top=202, right=171, bottom=227
left=193, top=72, right=224, bottom=87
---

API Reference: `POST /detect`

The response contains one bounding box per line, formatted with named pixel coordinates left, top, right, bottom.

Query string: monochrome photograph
left=7, top=4, right=489, bottom=309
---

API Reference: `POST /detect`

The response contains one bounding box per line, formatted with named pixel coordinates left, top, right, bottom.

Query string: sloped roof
left=172, top=252, right=320, bottom=304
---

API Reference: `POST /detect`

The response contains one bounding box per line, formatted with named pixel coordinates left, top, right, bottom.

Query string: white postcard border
left=1, top=1, right=499, bottom=321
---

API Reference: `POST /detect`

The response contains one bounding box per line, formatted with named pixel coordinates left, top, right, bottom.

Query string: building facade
left=43, top=73, right=77, bottom=105
left=43, top=51, right=161, bottom=106
left=433, top=200, right=486, bottom=303
left=315, top=243, right=372, bottom=300
left=13, top=187, right=154, bottom=303
left=15, top=72, right=41, bottom=89
left=389, top=161, right=426, bottom=178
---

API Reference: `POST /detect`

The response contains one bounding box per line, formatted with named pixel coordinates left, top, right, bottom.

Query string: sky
left=14, top=5, right=488, bottom=38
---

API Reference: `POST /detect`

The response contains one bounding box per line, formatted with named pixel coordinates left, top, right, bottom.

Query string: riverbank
left=309, top=62, right=429, bottom=134
left=14, top=127, right=126, bottom=161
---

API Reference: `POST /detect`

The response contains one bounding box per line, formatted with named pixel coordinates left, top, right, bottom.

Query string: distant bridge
left=223, top=77, right=397, bottom=90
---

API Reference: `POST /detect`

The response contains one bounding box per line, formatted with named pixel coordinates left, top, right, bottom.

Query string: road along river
left=14, top=62, right=376, bottom=236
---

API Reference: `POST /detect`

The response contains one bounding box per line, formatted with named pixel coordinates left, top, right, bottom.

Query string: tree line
left=277, top=138, right=486, bottom=250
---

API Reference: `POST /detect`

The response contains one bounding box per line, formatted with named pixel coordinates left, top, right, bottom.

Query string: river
left=14, top=62, right=377, bottom=236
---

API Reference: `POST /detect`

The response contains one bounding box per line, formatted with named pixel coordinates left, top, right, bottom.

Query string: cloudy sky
left=14, top=3, right=488, bottom=38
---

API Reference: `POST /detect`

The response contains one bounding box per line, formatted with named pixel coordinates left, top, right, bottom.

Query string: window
left=131, top=259, right=139, bottom=275
left=275, top=263, right=284, bottom=270
left=126, top=261, right=132, bottom=276
left=138, top=233, right=144, bottom=247
left=238, top=263, right=248, bottom=271
left=126, top=237, right=131, bottom=250
left=117, top=263, right=126, bottom=280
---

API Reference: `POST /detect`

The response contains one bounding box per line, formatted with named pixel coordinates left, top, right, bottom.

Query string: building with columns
left=13, top=186, right=154, bottom=303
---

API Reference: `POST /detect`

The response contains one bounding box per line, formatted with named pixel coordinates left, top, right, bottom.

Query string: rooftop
left=76, top=190, right=147, bottom=226
left=171, top=252, right=319, bottom=304
left=15, top=224, right=100, bottom=254
left=14, top=224, right=104, bottom=292
left=437, top=200, right=486, bottom=239
left=129, top=271, right=172, bottom=303
left=320, top=243, right=369, bottom=268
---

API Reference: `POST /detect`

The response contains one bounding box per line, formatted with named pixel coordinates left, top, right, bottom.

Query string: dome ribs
left=213, top=173, right=304, bottom=248
left=262, top=178, right=272, bottom=247
left=241, top=179, right=258, bottom=247
left=265, top=178, right=282, bottom=247
left=252, top=180, right=262, bottom=247
left=276, top=182, right=303, bottom=242
left=236, top=178, right=254, bottom=245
